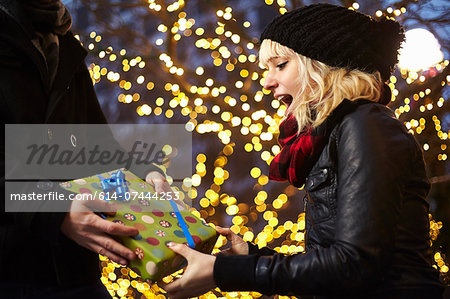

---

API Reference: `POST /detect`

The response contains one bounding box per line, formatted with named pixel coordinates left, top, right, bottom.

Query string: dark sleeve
left=1, top=179, right=74, bottom=244
left=213, top=106, right=414, bottom=295
left=12, top=211, right=67, bottom=244
left=248, top=242, right=277, bottom=256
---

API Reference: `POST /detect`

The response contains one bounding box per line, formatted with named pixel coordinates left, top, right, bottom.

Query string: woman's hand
left=162, top=242, right=216, bottom=299
left=215, top=226, right=249, bottom=255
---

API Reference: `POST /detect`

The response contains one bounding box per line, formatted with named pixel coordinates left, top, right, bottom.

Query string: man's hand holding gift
left=61, top=170, right=172, bottom=265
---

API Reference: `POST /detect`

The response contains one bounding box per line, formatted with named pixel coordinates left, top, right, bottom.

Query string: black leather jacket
left=214, top=101, right=444, bottom=298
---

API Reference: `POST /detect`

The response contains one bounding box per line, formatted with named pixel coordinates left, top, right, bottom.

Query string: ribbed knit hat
left=260, top=4, right=405, bottom=82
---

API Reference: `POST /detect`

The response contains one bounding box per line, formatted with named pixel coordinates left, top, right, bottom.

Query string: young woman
left=163, top=4, right=444, bottom=298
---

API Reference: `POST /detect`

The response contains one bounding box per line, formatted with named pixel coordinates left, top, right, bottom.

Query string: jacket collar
left=0, top=0, right=50, bottom=88
left=0, top=0, right=32, bottom=33
left=0, top=0, right=88, bottom=121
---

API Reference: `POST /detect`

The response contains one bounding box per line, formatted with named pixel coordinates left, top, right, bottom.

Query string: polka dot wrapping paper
left=60, top=169, right=218, bottom=282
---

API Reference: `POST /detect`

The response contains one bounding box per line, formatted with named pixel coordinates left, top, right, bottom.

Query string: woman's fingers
left=215, top=225, right=230, bottom=234
left=215, top=226, right=234, bottom=241
left=213, top=248, right=232, bottom=256
left=162, top=244, right=217, bottom=299
left=146, top=171, right=177, bottom=198
left=162, top=243, right=192, bottom=294
left=146, top=171, right=167, bottom=186
left=214, top=226, right=249, bottom=255
left=154, top=181, right=173, bottom=194
left=167, top=242, right=194, bottom=260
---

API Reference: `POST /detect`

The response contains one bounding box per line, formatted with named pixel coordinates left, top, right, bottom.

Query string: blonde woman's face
left=263, top=55, right=300, bottom=108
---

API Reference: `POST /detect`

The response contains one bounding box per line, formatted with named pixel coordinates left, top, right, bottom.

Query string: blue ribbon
left=97, top=170, right=195, bottom=248
left=97, top=170, right=129, bottom=201
left=169, top=199, right=195, bottom=248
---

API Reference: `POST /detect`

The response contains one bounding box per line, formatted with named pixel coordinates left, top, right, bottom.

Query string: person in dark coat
left=0, top=0, right=169, bottom=297
left=161, top=4, right=445, bottom=299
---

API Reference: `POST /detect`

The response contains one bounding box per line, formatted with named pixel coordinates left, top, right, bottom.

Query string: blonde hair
left=259, top=40, right=383, bottom=133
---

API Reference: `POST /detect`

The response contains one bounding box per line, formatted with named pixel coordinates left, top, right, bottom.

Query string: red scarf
left=269, top=99, right=369, bottom=187
left=269, top=115, right=326, bottom=187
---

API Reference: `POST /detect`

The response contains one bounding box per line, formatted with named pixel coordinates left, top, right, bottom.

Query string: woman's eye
left=276, top=61, right=288, bottom=69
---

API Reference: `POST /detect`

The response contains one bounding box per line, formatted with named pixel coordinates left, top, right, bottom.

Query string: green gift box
left=60, top=169, right=218, bottom=281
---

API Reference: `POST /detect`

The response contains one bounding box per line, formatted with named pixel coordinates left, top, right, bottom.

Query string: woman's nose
left=263, top=72, right=278, bottom=91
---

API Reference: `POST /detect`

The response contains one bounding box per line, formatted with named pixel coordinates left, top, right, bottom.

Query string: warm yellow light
left=272, top=145, right=281, bottom=154
left=238, top=55, right=247, bottom=63
left=250, top=167, right=261, bottom=178
left=226, top=205, right=239, bottom=215
left=195, top=28, right=204, bottom=36
left=184, top=121, right=195, bottom=132
left=136, top=76, right=145, bottom=84
left=271, top=99, right=280, bottom=109
left=157, top=24, right=167, bottom=32
left=221, top=111, right=232, bottom=122
left=199, top=198, right=209, bottom=208
left=154, top=107, right=162, bottom=115
left=124, top=95, right=133, bottom=103
left=123, top=82, right=132, bottom=90
left=398, top=29, right=444, bottom=71
left=268, top=218, right=278, bottom=227
left=261, top=151, right=271, bottom=161
left=212, top=105, right=220, bottom=114
left=141, top=104, right=152, bottom=115
left=212, top=38, right=221, bottom=47
left=240, top=69, right=249, bottom=77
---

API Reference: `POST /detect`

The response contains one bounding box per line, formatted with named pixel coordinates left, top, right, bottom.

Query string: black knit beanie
left=260, top=3, right=405, bottom=82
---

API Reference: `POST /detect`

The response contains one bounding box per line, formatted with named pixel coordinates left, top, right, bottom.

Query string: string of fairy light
left=374, top=4, right=449, bottom=163
left=72, top=0, right=449, bottom=297
left=390, top=66, right=449, bottom=161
